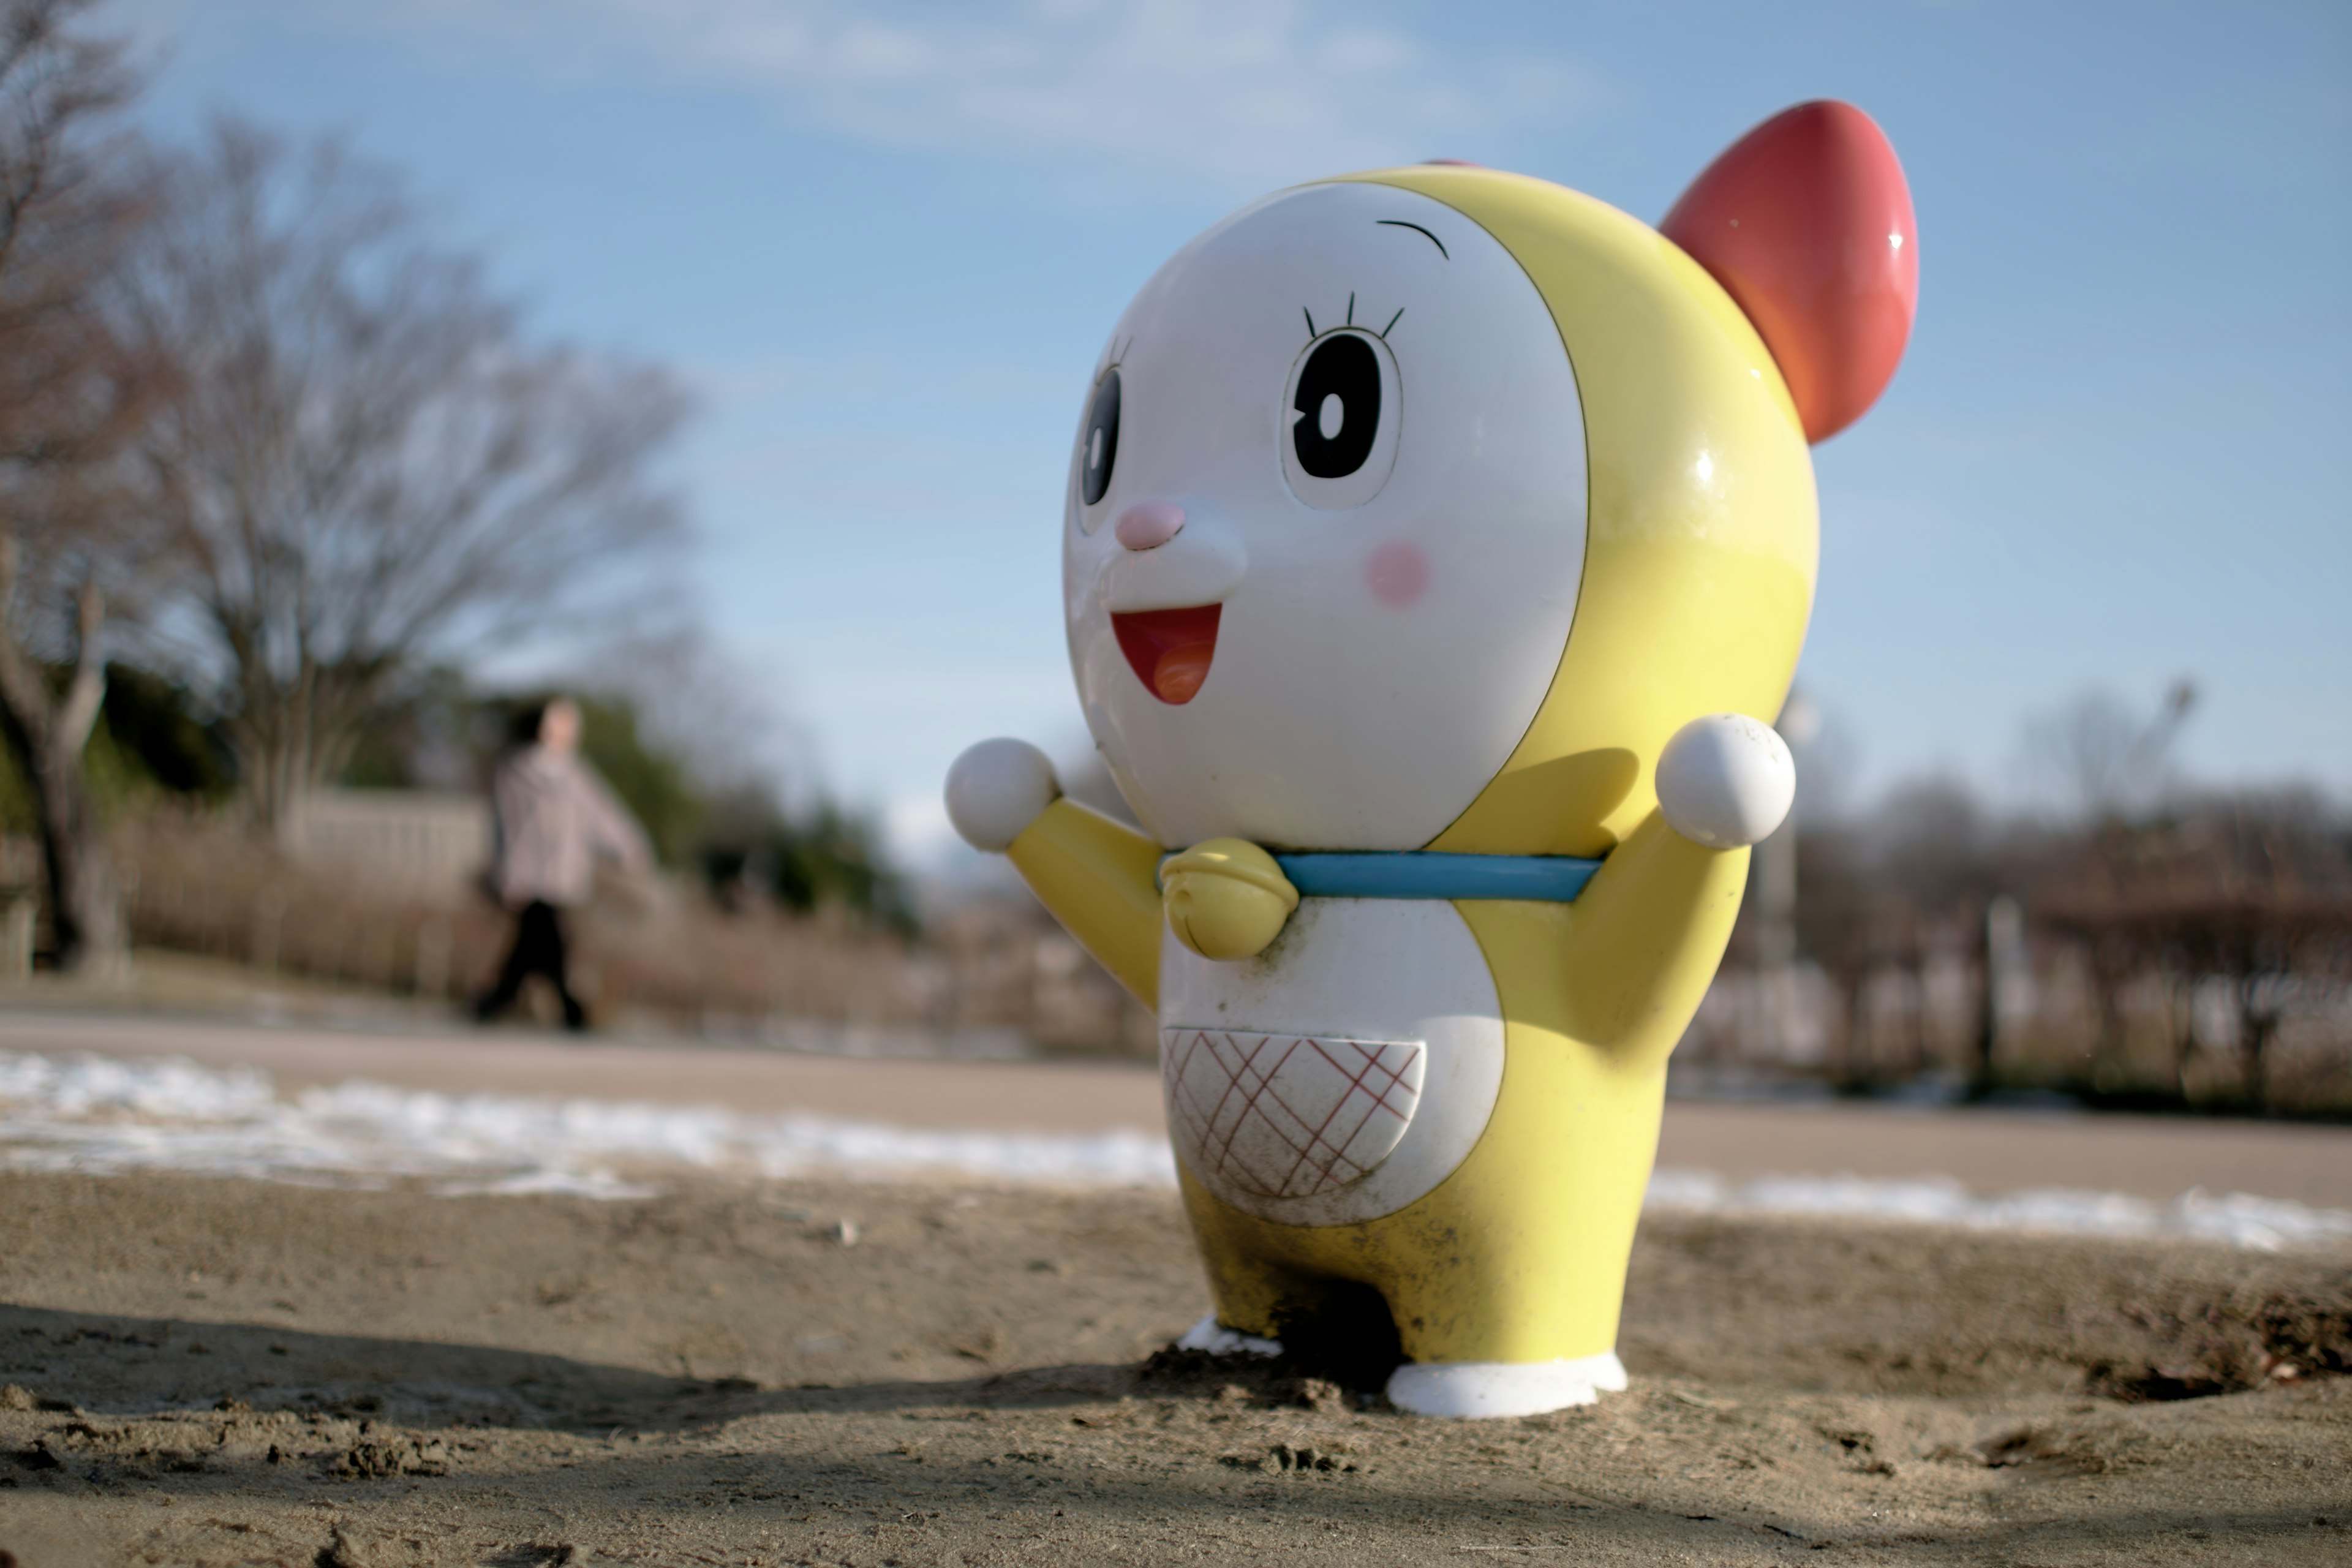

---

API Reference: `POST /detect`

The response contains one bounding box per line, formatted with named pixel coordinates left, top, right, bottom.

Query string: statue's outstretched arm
left=946, top=739, right=1164, bottom=1008
left=1547, top=715, right=1795, bottom=1071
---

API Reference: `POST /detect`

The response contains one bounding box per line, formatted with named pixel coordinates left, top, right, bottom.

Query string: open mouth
left=1110, top=604, right=1222, bottom=705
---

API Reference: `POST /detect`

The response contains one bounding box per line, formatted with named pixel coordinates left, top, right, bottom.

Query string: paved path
left=1656, top=1096, right=2349, bottom=1209
left=0, top=1009, right=1164, bottom=1134
left=3, top=1008, right=2346, bottom=1207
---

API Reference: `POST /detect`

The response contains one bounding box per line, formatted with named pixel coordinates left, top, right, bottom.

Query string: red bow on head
left=1662, top=100, right=1919, bottom=444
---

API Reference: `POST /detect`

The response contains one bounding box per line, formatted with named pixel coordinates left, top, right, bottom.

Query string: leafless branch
left=0, top=0, right=150, bottom=974
left=125, top=118, right=690, bottom=834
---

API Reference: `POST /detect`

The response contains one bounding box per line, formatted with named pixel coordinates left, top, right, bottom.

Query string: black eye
left=1080, top=368, right=1121, bottom=505
left=1290, top=333, right=1380, bottom=479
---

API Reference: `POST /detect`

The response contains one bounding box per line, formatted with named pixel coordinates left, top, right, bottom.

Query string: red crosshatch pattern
left=1163, top=1030, right=1425, bottom=1199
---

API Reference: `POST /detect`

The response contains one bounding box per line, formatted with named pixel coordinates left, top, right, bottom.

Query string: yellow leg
left=1176, top=1169, right=1345, bottom=1342
left=1172, top=1046, right=1668, bottom=1362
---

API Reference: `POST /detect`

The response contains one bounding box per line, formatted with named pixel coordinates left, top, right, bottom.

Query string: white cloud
left=241, top=0, right=1601, bottom=190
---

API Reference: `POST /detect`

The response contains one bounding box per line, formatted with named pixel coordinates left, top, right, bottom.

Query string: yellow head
left=1356, top=165, right=1817, bottom=858
left=1065, top=106, right=1911, bottom=858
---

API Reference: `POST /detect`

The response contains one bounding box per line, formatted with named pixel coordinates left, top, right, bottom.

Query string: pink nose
left=1114, top=500, right=1186, bottom=551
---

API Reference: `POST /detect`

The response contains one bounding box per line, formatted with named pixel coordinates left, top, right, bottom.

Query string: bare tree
left=2023, top=680, right=2198, bottom=828
left=0, top=0, right=162, bottom=976
left=126, top=121, right=690, bottom=841
left=576, top=627, right=813, bottom=807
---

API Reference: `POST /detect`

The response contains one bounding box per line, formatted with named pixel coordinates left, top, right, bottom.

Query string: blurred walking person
left=474, top=698, right=650, bottom=1031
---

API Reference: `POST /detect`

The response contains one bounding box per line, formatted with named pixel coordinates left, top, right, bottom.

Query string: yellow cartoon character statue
left=946, top=101, right=1918, bottom=1417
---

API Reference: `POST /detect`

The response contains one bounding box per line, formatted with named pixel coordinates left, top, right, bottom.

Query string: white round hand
left=1654, top=714, right=1795, bottom=850
left=944, top=738, right=1061, bottom=852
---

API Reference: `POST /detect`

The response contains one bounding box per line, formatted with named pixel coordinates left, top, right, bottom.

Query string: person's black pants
left=474, top=900, right=587, bottom=1031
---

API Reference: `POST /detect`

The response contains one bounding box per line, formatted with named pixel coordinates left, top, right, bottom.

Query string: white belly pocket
left=1158, top=899, right=1505, bottom=1227
left=1164, top=1030, right=1425, bottom=1199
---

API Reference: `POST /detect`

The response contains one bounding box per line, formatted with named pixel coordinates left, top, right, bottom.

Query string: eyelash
left=1302, top=293, right=1403, bottom=341
left=1097, top=335, right=1133, bottom=382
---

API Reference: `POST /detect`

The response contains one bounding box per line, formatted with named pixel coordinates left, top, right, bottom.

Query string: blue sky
left=122, top=1, right=2351, bottom=853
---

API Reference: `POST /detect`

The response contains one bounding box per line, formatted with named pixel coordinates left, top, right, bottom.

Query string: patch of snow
left=0, top=1049, right=1172, bottom=1199
left=2, top=1048, right=2346, bottom=1252
left=1640, top=1167, right=2352, bottom=1253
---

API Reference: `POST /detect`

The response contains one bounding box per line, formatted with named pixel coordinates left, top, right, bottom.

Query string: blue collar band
left=1264, top=851, right=1605, bottom=903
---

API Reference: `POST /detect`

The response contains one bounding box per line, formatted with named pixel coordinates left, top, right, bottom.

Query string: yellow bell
left=1159, top=839, right=1298, bottom=961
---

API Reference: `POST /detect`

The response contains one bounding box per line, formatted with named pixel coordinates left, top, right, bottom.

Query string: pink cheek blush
left=1366, top=542, right=1431, bottom=608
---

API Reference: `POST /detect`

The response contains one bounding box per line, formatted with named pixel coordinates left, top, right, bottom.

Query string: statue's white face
left=1064, top=181, right=1588, bottom=851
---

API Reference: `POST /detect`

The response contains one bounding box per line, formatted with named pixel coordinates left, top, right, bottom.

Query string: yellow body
left=1009, top=165, right=1817, bottom=1368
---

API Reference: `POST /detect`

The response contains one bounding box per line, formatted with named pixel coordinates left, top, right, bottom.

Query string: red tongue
left=1111, top=605, right=1221, bottom=705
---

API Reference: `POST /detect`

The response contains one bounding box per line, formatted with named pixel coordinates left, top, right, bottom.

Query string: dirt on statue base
left=0, top=1170, right=2346, bottom=1567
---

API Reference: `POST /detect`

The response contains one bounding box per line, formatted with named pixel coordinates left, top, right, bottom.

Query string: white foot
left=1385, top=1351, right=1627, bottom=1418
left=1174, top=1314, right=1283, bottom=1359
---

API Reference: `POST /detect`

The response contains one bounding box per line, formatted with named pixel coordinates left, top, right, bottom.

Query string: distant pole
left=1974, top=895, right=2027, bottom=1098
left=1757, top=690, right=1822, bottom=1059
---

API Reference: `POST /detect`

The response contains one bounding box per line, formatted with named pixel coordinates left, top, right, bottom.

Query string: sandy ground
left=0, top=1169, right=2347, bottom=1567
left=5, top=1008, right=2349, bottom=1207
left=4, top=1000, right=2350, bottom=1562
